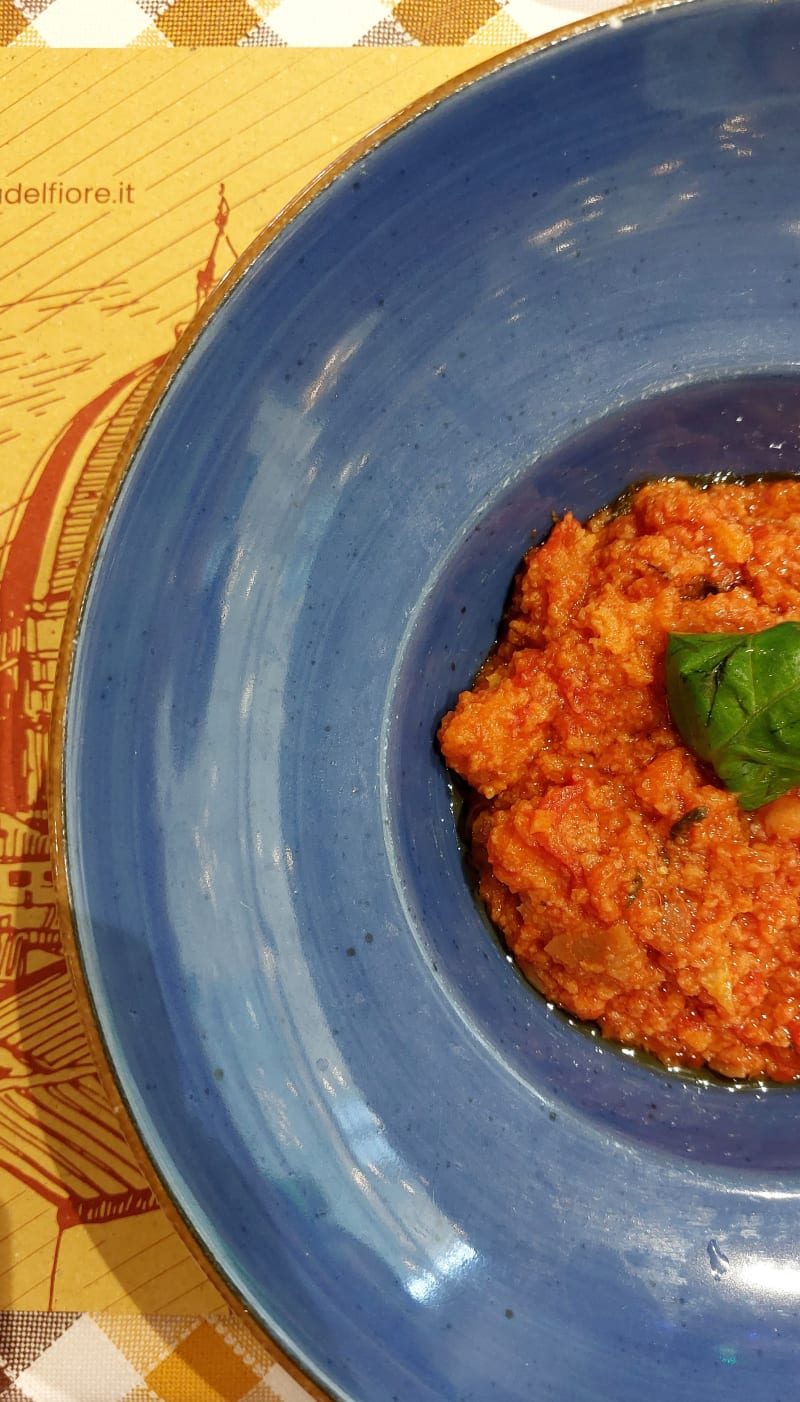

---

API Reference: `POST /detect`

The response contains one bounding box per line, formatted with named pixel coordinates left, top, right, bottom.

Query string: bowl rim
left=47, top=0, right=699, bottom=1393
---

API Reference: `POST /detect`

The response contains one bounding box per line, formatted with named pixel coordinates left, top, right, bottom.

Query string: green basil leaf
left=665, top=622, right=800, bottom=810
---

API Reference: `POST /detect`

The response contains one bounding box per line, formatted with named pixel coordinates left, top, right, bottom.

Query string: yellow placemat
left=0, top=4, right=612, bottom=1396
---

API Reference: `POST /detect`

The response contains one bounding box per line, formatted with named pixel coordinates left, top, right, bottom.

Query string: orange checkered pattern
left=0, top=0, right=602, bottom=47
left=0, top=1311, right=309, bottom=1401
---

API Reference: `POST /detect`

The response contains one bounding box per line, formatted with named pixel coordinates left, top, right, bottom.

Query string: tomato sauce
left=438, top=477, right=800, bottom=1080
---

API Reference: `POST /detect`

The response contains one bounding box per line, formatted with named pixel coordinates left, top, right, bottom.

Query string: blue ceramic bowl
left=54, top=2, right=800, bottom=1398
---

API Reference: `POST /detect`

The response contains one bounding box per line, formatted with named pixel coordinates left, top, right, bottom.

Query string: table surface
left=0, top=2, right=613, bottom=1397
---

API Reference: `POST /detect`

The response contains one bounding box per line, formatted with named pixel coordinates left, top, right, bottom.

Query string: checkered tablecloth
left=0, top=1311, right=311, bottom=1400
left=0, top=0, right=611, bottom=1397
left=0, top=0, right=600, bottom=47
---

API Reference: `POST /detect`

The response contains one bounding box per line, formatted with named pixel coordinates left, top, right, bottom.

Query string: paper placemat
left=0, top=3, right=611, bottom=1396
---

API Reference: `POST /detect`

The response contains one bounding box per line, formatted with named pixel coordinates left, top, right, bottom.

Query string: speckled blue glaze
left=62, top=3, right=800, bottom=1398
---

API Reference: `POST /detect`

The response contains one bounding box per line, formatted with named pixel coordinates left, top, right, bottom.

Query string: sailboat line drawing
left=0, top=184, right=238, bottom=1306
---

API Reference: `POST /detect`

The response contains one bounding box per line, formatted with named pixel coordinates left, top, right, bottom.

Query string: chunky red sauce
left=439, top=477, right=800, bottom=1080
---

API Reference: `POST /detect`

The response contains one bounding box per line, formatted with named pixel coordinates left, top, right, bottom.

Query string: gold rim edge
left=48, top=1, right=697, bottom=1394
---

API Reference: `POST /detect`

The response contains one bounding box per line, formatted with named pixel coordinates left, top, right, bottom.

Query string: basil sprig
left=665, top=622, right=800, bottom=811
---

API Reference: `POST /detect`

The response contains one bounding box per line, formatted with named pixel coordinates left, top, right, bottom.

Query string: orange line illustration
left=0, top=187, right=239, bottom=1294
